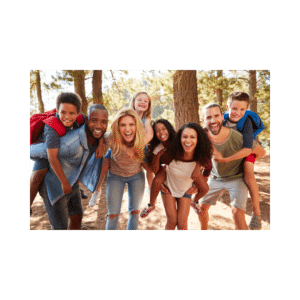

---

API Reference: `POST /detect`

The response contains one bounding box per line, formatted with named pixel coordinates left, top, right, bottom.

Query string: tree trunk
left=216, top=70, right=223, bottom=106
left=173, top=70, right=199, bottom=130
left=92, top=70, right=103, bottom=104
left=73, top=70, right=88, bottom=115
left=35, top=70, right=44, bottom=113
left=249, top=70, right=257, bottom=112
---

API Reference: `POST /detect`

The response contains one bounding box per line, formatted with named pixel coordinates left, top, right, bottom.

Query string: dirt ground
left=30, top=154, right=270, bottom=230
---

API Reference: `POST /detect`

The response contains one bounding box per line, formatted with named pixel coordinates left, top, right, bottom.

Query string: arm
left=213, top=147, right=252, bottom=163
left=144, top=117, right=154, bottom=144
left=47, top=148, right=72, bottom=194
left=94, top=157, right=110, bottom=191
left=192, top=173, right=209, bottom=203
left=150, top=148, right=166, bottom=174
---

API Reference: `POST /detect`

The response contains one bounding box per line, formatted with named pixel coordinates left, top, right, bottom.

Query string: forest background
left=30, top=70, right=270, bottom=151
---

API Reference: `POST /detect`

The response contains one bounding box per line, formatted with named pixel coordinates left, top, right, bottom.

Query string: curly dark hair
left=56, top=92, right=82, bottom=113
left=170, top=122, right=213, bottom=166
left=147, top=119, right=176, bottom=163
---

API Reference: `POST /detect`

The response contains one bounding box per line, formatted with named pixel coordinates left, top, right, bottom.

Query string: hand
left=213, top=150, right=226, bottom=162
left=153, top=144, right=165, bottom=155
left=62, top=182, right=72, bottom=194
left=186, top=186, right=198, bottom=195
left=160, top=183, right=170, bottom=194
left=95, top=147, right=103, bottom=159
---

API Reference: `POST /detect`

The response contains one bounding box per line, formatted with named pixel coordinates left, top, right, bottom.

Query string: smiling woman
left=97, top=107, right=148, bottom=230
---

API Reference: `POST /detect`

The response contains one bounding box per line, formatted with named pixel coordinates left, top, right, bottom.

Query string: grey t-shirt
left=211, top=129, right=256, bottom=181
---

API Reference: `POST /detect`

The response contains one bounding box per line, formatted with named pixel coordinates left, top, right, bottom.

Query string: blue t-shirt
left=224, top=116, right=253, bottom=149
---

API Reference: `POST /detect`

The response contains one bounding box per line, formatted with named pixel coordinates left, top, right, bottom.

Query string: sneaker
left=80, top=189, right=88, bottom=199
left=191, top=201, right=202, bottom=215
left=140, top=203, right=155, bottom=218
left=248, top=214, right=262, bottom=230
left=89, top=191, right=100, bottom=207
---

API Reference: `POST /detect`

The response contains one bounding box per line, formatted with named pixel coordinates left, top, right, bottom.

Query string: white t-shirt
left=164, top=160, right=197, bottom=198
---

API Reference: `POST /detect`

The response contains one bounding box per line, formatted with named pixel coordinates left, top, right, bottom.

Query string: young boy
left=213, top=91, right=266, bottom=230
left=30, top=92, right=102, bottom=214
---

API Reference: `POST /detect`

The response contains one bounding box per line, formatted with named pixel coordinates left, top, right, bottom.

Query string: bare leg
left=198, top=204, right=211, bottom=230
left=244, top=161, right=261, bottom=216
left=161, top=193, right=177, bottom=230
left=177, top=197, right=191, bottom=230
left=149, top=167, right=166, bottom=207
left=30, top=169, right=48, bottom=207
left=232, top=207, right=248, bottom=230
left=68, top=214, right=83, bottom=230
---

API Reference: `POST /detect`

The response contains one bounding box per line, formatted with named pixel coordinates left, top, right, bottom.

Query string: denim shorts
left=161, top=184, right=192, bottom=199
left=200, top=177, right=249, bottom=211
left=40, top=182, right=83, bottom=229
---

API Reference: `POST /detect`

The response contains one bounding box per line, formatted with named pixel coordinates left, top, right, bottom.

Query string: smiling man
left=30, top=104, right=108, bottom=230
left=198, top=103, right=257, bottom=230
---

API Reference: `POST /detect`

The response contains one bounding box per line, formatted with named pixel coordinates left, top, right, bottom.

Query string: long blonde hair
left=129, top=92, right=152, bottom=119
left=110, top=107, right=146, bottom=162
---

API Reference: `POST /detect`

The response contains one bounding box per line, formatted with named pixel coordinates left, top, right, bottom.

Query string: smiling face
left=204, top=106, right=224, bottom=136
left=154, top=122, right=169, bottom=142
left=181, top=127, right=197, bottom=156
left=86, top=108, right=108, bottom=140
left=134, top=93, right=150, bottom=115
left=57, top=103, right=79, bottom=127
left=227, top=100, right=248, bottom=123
left=119, top=115, right=136, bottom=145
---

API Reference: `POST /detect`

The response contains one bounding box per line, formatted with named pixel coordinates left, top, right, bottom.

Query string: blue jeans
left=40, top=182, right=83, bottom=230
left=106, top=171, right=145, bottom=230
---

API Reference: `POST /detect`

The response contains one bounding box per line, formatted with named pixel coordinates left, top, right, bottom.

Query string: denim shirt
left=30, top=124, right=102, bottom=205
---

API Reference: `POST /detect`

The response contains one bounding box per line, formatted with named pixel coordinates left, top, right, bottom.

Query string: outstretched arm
left=144, top=117, right=154, bottom=144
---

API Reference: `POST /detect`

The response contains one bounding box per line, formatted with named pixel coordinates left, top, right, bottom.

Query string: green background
left=1, top=1, right=299, bottom=299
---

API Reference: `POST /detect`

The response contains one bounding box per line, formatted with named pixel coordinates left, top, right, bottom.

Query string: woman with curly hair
left=147, top=122, right=213, bottom=230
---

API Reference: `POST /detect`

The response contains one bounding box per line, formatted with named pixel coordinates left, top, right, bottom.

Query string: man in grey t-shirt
left=198, top=103, right=257, bottom=230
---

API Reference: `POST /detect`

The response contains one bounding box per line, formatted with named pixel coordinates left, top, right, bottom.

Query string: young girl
left=158, top=122, right=213, bottom=230
left=90, top=107, right=149, bottom=230
left=129, top=92, right=154, bottom=190
left=140, top=119, right=176, bottom=217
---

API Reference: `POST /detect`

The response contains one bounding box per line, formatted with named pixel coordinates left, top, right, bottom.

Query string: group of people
left=30, top=90, right=265, bottom=230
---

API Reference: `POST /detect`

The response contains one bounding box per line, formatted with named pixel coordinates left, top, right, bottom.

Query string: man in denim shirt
left=30, top=104, right=109, bottom=229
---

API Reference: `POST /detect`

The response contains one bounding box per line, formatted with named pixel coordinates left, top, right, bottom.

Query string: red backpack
left=30, top=108, right=85, bottom=145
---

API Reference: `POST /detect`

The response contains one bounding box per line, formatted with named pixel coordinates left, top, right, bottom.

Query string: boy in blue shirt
left=213, top=91, right=266, bottom=229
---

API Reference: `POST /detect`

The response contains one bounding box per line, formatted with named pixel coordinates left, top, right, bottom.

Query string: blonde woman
left=96, top=107, right=147, bottom=230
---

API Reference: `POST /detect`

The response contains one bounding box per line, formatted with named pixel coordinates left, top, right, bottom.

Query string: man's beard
left=86, top=125, right=105, bottom=140
left=208, top=122, right=222, bottom=135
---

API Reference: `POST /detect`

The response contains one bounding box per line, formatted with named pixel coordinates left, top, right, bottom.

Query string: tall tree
left=173, top=70, right=199, bottom=130
left=92, top=70, right=103, bottom=104
left=30, top=70, right=45, bottom=114
left=73, top=70, right=88, bottom=114
left=216, top=70, right=223, bottom=107
left=248, top=70, right=257, bottom=112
